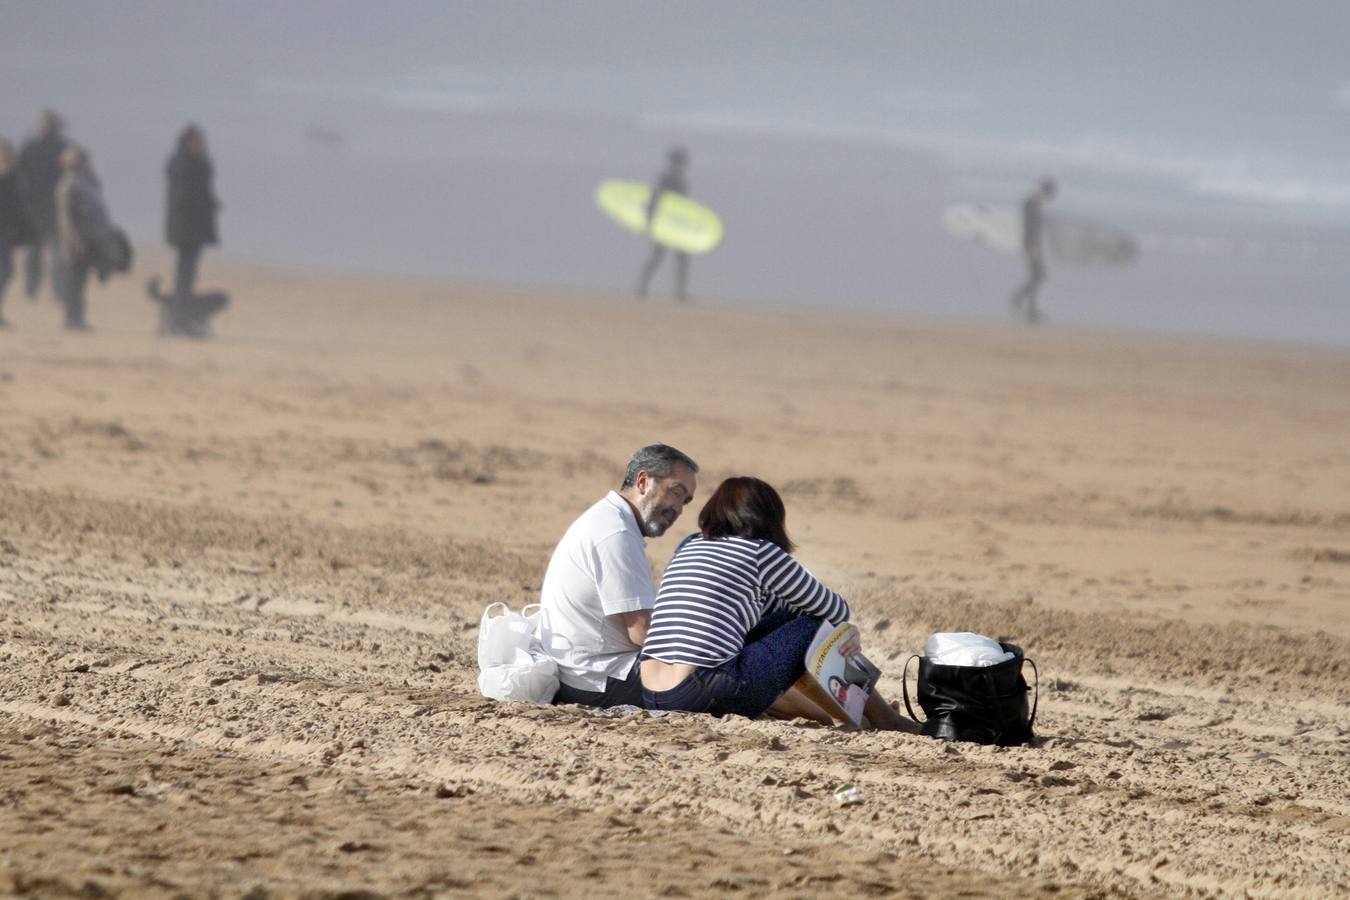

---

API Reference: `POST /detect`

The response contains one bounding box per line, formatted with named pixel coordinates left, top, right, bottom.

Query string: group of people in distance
left=0, top=109, right=220, bottom=334
left=537, top=443, right=916, bottom=731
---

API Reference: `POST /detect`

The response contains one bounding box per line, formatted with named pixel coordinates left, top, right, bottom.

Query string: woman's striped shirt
left=643, top=534, right=849, bottom=667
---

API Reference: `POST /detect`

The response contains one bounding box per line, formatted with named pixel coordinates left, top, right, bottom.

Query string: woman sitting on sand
left=639, top=476, right=913, bottom=730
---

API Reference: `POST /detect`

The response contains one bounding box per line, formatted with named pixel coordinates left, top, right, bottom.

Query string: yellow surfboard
left=594, top=179, right=724, bottom=254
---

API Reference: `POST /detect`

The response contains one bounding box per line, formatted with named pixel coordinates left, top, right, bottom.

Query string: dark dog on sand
left=146, top=276, right=229, bottom=338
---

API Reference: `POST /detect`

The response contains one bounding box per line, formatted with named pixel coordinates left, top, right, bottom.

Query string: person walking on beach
left=639, top=476, right=914, bottom=730
left=54, top=145, right=116, bottom=331
left=16, top=109, right=68, bottom=302
left=538, top=444, right=699, bottom=708
left=1010, top=177, right=1056, bottom=324
left=164, top=124, right=219, bottom=330
left=0, top=139, right=37, bottom=329
left=635, top=146, right=692, bottom=302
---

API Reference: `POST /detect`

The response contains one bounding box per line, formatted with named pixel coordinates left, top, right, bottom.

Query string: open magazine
left=799, top=621, right=881, bottom=727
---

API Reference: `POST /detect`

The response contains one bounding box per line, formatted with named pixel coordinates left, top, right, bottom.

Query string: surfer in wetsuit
left=1010, top=177, right=1055, bottom=324
left=635, top=146, right=690, bottom=302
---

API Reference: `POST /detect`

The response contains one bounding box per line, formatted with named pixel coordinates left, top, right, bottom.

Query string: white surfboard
left=942, top=203, right=1139, bottom=266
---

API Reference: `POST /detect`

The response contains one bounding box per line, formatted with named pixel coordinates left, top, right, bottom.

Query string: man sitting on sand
left=538, top=444, right=699, bottom=708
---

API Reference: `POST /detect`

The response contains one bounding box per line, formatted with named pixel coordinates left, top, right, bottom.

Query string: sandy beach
left=1, top=254, right=1348, bottom=898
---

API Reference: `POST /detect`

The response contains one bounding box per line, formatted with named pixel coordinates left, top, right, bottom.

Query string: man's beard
left=637, top=494, right=671, bottom=537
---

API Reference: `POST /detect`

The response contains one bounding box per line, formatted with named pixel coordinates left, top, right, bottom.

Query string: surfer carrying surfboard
left=635, top=146, right=691, bottom=302
left=1010, top=177, right=1056, bottom=324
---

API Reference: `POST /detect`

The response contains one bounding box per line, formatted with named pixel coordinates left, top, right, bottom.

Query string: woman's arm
left=757, top=542, right=849, bottom=624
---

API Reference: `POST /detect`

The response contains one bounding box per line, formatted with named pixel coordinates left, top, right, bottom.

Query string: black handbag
left=902, top=642, right=1038, bottom=746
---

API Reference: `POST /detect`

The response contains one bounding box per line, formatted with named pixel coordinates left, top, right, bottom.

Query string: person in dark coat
left=16, top=109, right=68, bottom=302
left=0, top=138, right=38, bottom=328
left=164, top=124, right=219, bottom=305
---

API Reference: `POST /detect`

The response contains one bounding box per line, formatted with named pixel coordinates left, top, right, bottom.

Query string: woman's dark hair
left=698, top=476, right=794, bottom=554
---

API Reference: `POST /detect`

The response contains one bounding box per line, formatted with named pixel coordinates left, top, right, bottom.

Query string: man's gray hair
left=621, top=444, right=698, bottom=488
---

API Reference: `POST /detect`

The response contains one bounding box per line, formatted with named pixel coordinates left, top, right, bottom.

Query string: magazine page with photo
left=801, top=621, right=881, bottom=727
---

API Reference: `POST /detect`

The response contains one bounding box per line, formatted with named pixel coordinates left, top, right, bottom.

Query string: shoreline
left=88, top=244, right=1350, bottom=356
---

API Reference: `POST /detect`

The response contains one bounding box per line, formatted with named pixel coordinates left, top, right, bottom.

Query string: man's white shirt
left=538, top=491, right=655, bottom=692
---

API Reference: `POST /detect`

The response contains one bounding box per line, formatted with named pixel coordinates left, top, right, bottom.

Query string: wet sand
left=1, top=253, right=1348, bottom=897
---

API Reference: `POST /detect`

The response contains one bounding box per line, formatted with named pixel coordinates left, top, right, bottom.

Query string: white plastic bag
left=476, top=602, right=560, bottom=703
left=924, top=631, right=1015, bottom=667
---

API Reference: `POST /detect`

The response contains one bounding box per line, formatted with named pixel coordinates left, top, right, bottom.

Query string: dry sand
left=1, top=252, right=1348, bottom=898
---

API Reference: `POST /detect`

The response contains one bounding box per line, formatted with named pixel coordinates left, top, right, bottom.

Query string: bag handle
left=480, top=601, right=509, bottom=626
left=901, top=654, right=923, bottom=723
left=1025, top=657, right=1039, bottom=732
left=521, top=603, right=544, bottom=637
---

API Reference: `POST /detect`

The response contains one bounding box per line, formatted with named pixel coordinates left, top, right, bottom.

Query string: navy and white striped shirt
left=643, top=534, right=850, bottom=667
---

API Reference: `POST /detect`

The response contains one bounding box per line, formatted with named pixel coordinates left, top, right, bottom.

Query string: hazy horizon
left=4, top=1, right=1349, bottom=345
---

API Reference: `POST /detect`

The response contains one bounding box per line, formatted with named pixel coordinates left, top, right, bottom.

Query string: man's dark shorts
left=552, top=660, right=644, bottom=709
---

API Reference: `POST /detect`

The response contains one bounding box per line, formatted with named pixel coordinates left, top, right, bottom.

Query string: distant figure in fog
left=164, top=125, right=219, bottom=309
left=635, top=146, right=691, bottom=302
left=0, top=139, right=37, bottom=328
left=16, top=110, right=69, bottom=302
left=55, top=145, right=119, bottom=331
left=157, top=125, right=225, bottom=338
left=1010, top=177, right=1056, bottom=324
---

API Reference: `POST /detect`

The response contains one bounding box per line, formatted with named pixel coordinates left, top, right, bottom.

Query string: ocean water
left=3, top=1, right=1348, bottom=346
